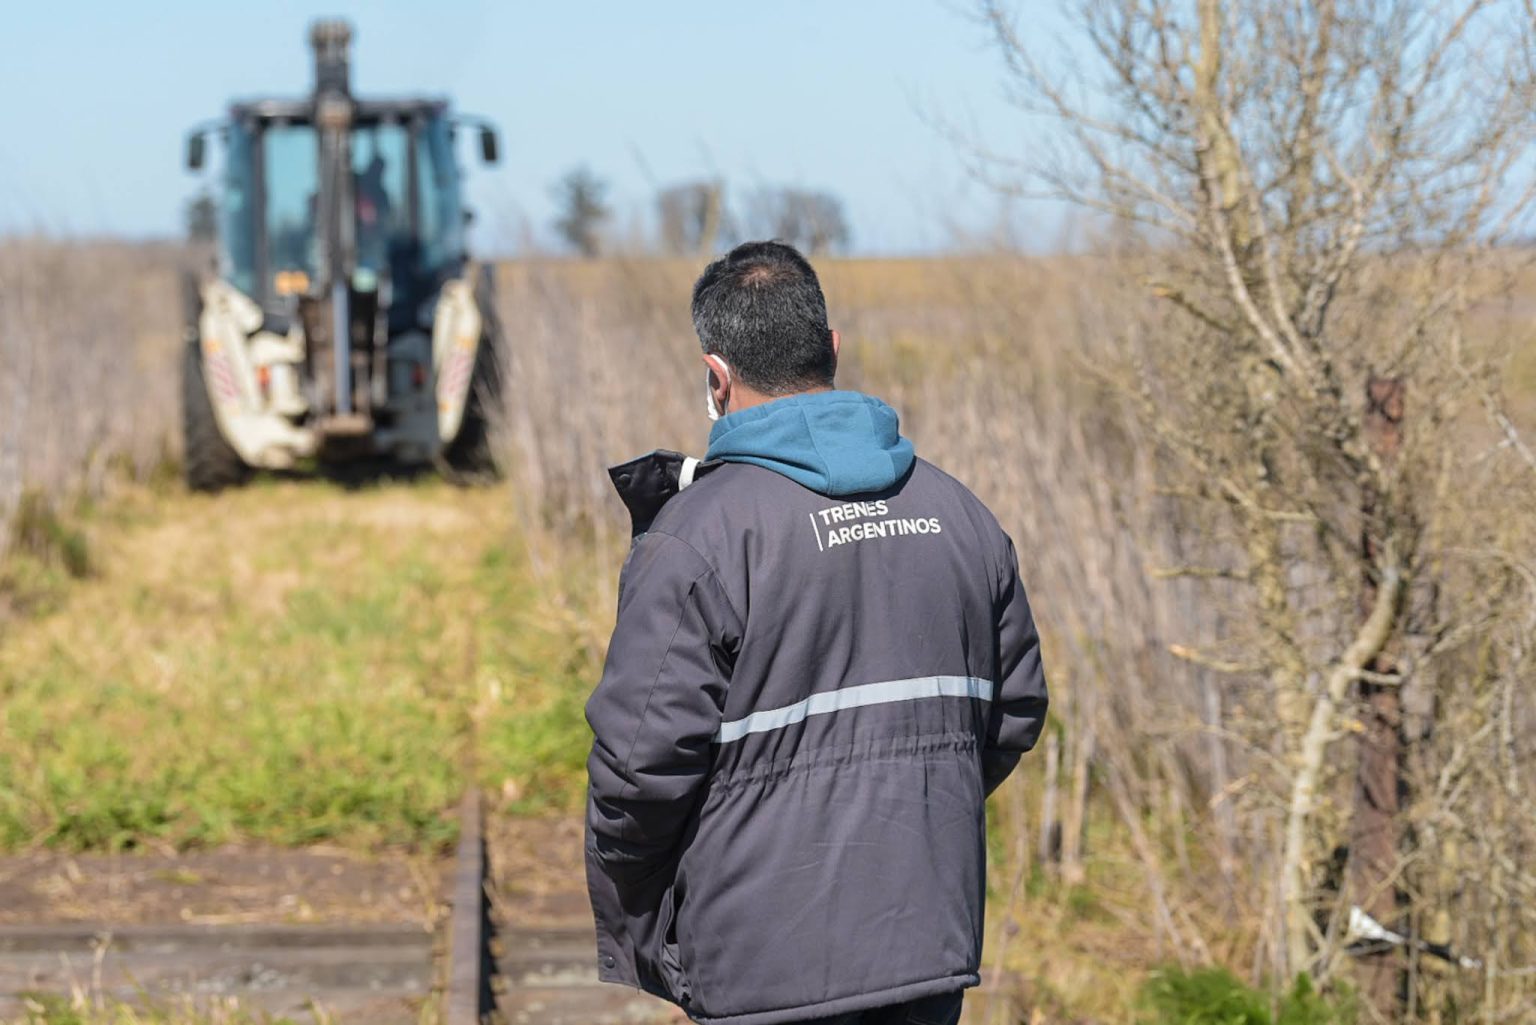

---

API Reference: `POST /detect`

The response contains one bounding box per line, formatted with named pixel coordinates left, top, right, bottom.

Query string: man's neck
left=726, top=383, right=834, bottom=415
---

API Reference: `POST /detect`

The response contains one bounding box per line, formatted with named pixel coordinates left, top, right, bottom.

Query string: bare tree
left=972, top=0, right=1536, bottom=1018
left=551, top=166, right=611, bottom=258
left=744, top=187, right=851, bottom=255
left=657, top=180, right=726, bottom=257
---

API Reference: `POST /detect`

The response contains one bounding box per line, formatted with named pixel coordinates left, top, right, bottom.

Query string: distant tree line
left=550, top=166, right=850, bottom=258
left=181, top=166, right=849, bottom=259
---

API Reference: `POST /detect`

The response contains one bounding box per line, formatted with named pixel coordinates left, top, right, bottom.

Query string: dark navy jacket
left=585, top=392, right=1048, bottom=1025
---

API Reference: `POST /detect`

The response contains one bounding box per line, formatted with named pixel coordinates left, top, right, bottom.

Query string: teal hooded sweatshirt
left=705, top=390, right=916, bottom=498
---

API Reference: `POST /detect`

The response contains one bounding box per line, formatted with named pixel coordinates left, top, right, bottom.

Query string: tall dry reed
left=0, top=238, right=183, bottom=562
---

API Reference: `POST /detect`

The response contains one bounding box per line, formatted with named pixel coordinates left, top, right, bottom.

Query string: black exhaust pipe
left=309, top=20, right=352, bottom=97
left=308, top=19, right=357, bottom=419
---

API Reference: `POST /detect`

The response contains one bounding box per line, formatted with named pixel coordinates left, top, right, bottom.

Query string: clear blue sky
left=0, top=0, right=1068, bottom=255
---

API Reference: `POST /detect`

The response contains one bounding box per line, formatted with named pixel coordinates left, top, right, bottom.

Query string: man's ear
left=703, top=353, right=731, bottom=409
left=830, top=329, right=841, bottom=358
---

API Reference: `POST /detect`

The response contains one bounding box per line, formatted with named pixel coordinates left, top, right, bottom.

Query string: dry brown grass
left=0, top=238, right=183, bottom=573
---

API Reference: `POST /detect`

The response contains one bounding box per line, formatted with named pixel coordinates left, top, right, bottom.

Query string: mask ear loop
left=705, top=354, right=732, bottom=421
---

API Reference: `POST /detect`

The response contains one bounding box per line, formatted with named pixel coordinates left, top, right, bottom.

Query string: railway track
left=0, top=791, right=1007, bottom=1024
left=0, top=791, right=680, bottom=1025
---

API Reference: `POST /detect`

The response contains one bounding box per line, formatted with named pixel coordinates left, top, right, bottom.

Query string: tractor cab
left=195, top=96, right=496, bottom=330
left=181, top=21, right=503, bottom=489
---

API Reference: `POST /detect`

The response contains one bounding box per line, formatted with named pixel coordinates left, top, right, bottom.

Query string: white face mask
left=705, top=357, right=732, bottom=422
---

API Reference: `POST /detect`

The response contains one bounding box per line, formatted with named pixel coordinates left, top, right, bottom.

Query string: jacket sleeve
left=585, top=530, right=738, bottom=888
left=983, top=534, right=1049, bottom=797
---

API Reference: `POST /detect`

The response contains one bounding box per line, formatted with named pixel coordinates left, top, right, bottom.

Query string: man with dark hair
left=585, top=240, right=1049, bottom=1025
left=691, top=240, right=838, bottom=398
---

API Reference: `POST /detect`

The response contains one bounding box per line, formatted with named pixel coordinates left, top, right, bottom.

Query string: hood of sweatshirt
left=704, top=390, right=915, bottom=497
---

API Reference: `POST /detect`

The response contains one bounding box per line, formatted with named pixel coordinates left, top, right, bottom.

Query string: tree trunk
left=1350, top=375, right=1406, bottom=1017
left=1280, top=559, right=1402, bottom=978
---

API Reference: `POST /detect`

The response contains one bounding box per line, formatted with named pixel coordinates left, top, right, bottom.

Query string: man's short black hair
left=691, top=240, right=836, bottom=394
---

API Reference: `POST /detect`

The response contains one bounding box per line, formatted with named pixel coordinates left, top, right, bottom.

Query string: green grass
left=470, top=537, right=599, bottom=814
left=1139, top=968, right=1356, bottom=1025
left=0, top=478, right=597, bottom=852
left=0, top=492, right=96, bottom=622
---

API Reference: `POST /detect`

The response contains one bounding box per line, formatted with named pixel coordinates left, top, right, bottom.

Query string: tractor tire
left=439, top=328, right=503, bottom=484
left=182, top=341, right=251, bottom=492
